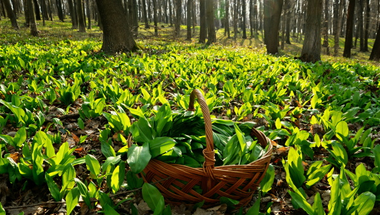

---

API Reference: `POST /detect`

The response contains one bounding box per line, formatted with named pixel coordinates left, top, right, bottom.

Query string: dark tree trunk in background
left=323, top=0, right=330, bottom=55
left=206, top=0, right=216, bottom=44
left=68, top=0, right=78, bottom=28
left=86, top=0, right=91, bottom=29
left=142, top=0, right=149, bottom=28
left=299, top=0, right=322, bottom=62
left=47, top=0, right=53, bottom=20
left=264, top=0, right=283, bottom=54
left=40, top=0, right=48, bottom=26
left=4, top=0, right=19, bottom=29
left=249, top=0, right=254, bottom=37
left=27, top=0, right=38, bottom=36
left=153, top=0, right=158, bottom=35
left=334, top=0, right=344, bottom=56
left=369, top=23, right=380, bottom=61
left=175, top=0, right=181, bottom=37
left=242, top=0, right=247, bottom=38
left=24, top=0, right=30, bottom=26
left=186, top=0, right=192, bottom=40
left=199, top=0, right=206, bottom=43
left=363, top=0, right=369, bottom=52
left=77, top=0, right=86, bottom=32
left=33, top=0, right=41, bottom=20
left=343, top=0, right=355, bottom=58
left=225, top=0, right=230, bottom=38
left=169, top=0, right=173, bottom=26
left=132, top=0, right=138, bottom=34
left=56, top=0, right=64, bottom=21
left=95, top=0, right=137, bottom=54
left=233, top=0, right=238, bottom=38
left=285, top=0, right=291, bottom=44
left=358, top=0, right=364, bottom=51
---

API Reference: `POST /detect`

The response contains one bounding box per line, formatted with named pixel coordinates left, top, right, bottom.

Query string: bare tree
left=242, top=0, right=247, bottom=39
left=95, top=0, right=137, bottom=54
left=369, top=23, right=380, bottom=61
left=264, top=0, right=283, bottom=54
left=199, top=0, right=207, bottom=43
left=343, top=0, right=355, bottom=58
left=186, top=0, right=192, bottom=40
left=175, top=0, right=181, bottom=37
left=77, top=0, right=86, bottom=32
left=333, top=0, right=344, bottom=56
left=206, top=0, right=216, bottom=44
left=27, top=0, right=38, bottom=36
left=225, top=0, right=230, bottom=38
left=3, top=0, right=19, bottom=29
left=323, top=0, right=330, bottom=55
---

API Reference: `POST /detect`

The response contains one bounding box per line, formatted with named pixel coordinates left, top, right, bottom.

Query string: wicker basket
left=138, top=89, right=273, bottom=208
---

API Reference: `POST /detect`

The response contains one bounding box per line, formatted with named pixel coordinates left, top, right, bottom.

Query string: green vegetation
left=0, top=19, right=379, bottom=214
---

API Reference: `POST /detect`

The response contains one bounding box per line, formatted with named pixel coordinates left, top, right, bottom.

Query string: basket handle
left=188, top=89, right=216, bottom=178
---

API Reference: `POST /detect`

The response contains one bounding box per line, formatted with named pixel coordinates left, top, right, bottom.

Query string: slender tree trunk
left=334, top=0, right=344, bottom=56
left=299, top=0, right=322, bottom=62
left=77, top=0, right=86, bottom=32
left=175, top=0, right=181, bottom=37
left=323, top=0, right=330, bottom=55
left=369, top=22, right=380, bottom=61
left=169, top=0, right=173, bottom=26
left=186, top=0, right=192, bottom=40
left=343, top=0, right=355, bottom=58
left=199, top=0, right=206, bottom=43
left=233, top=0, right=238, bottom=38
left=242, top=0, right=247, bottom=38
left=33, top=0, right=41, bottom=20
left=27, top=0, right=38, bottom=36
left=86, top=0, right=91, bottom=29
left=358, top=0, right=364, bottom=51
left=56, top=0, right=64, bottom=21
left=225, top=0, right=230, bottom=38
left=363, top=0, right=369, bottom=52
left=264, top=0, right=283, bottom=54
left=3, top=0, right=19, bottom=29
left=153, top=0, right=158, bottom=35
left=142, top=0, right=149, bottom=28
left=68, top=0, right=78, bottom=28
left=24, top=0, right=30, bottom=26
left=47, top=0, right=53, bottom=20
left=285, top=0, right=291, bottom=44
left=40, top=0, right=49, bottom=25
left=206, top=0, right=216, bottom=44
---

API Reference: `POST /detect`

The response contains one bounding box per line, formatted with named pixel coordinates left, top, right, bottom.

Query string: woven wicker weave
left=138, top=89, right=273, bottom=208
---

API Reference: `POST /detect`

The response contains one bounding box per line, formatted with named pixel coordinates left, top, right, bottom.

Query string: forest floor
left=0, top=18, right=380, bottom=215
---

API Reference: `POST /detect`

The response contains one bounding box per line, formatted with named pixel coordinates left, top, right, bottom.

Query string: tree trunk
left=343, top=0, right=355, bottom=58
left=333, top=0, right=343, bottom=56
left=199, top=0, right=206, bottom=43
left=242, top=0, right=247, bottom=39
left=77, top=0, right=86, bottom=32
left=33, top=0, right=41, bottom=20
left=363, top=0, right=369, bottom=52
left=95, top=0, right=137, bottom=54
left=86, top=0, right=91, bottom=29
left=3, top=0, right=19, bottom=29
left=285, top=0, right=291, bottom=44
left=299, top=0, right=322, bottom=62
left=68, top=0, right=78, bottom=28
left=358, top=0, right=364, bottom=51
left=142, top=0, right=149, bottom=28
left=206, top=0, right=216, bottom=44
left=40, top=0, right=49, bottom=25
left=233, top=0, right=238, bottom=38
left=369, top=22, right=380, bottom=61
left=24, top=0, right=30, bottom=26
left=175, top=0, right=181, bottom=37
left=264, top=0, right=283, bottom=54
left=225, top=0, right=230, bottom=38
left=323, top=0, right=330, bottom=55
left=56, top=0, right=64, bottom=21
left=169, top=0, right=173, bottom=26
left=27, top=0, right=38, bottom=36
left=153, top=0, right=158, bottom=35
left=47, top=0, right=53, bottom=20
left=186, top=0, right=192, bottom=40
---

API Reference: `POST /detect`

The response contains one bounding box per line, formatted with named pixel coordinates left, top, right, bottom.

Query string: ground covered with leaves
left=1, top=22, right=380, bottom=215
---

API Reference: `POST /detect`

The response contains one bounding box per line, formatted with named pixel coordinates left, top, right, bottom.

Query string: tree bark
left=242, top=0, right=246, bottom=38
left=27, top=0, right=38, bottom=36
left=68, top=0, right=78, bottom=28
left=233, top=0, right=238, bottom=38
left=153, top=0, right=158, bottom=35
left=363, top=0, right=369, bottom=52
left=77, top=0, right=86, bottom=32
left=264, top=0, right=283, bottom=54
left=86, top=0, right=91, bottom=29
left=206, top=0, right=216, bottom=44
left=33, top=0, right=41, bottom=20
left=3, top=0, right=19, bottom=29
left=285, top=0, right=291, bottom=44
left=175, top=0, right=181, bottom=37
left=369, top=22, right=380, bottom=61
left=343, top=0, right=355, bottom=58
left=186, top=0, right=192, bottom=40
left=56, top=0, right=64, bottom=21
left=299, top=0, right=322, bottom=62
left=95, top=0, right=137, bottom=54
left=225, top=0, right=230, bottom=38
left=323, top=0, right=330, bottom=55
left=333, top=0, right=344, bottom=56
left=199, top=0, right=206, bottom=43
left=142, top=0, right=149, bottom=28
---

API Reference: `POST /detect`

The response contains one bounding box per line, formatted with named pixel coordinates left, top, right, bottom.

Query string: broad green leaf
left=126, top=171, right=144, bottom=189
left=66, top=187, right=80, bottom=215
left=288, top=191, right=314, bottom=215
left=354, top=191, right=375, bottom=215
left=101, top=140, right=116, bottom=158
left=335, top=121, right=349, bottom=140
left=45, top=173, right=62, bottom=201
left=306, top=164, right=331, bottom=188
left=62, top=164, right=76, bottom=191
left=77, top=118, right=84, bottom=130
left=260, top=164, right=275, bottom=195
left=111, top=161, right=126, bottom=193
left=103, top=204, right=120, bottom=215
left=142, top=183, right=165, bottom=213
left=0, top=202, right=5, bottom=215
left=85, top=154, right=101, bottom=178
left=149, top=137, right=177, bottom=158
left=127, top=143, right=151, bottom=174
left=74, top=178, right=92, bottom=208
left=246, top=194, right=260, bottom=215
left=275, top=118, right=282, bottom=129
left=13, top=127, right=26, bottom=148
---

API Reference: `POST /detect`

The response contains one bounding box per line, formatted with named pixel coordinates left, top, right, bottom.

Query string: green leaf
left=66, top=187, right=80, bottom=215
left=127, top=143, right=151, bottom=174
left=260, top=164, right=275, bottom=195
left=142, top=183, right=165, bottom=213
left=0, top=202, right=5, bottom=215
left=111, top=161, right=126, bottom=193
left=13, top=127, right=27, bottom=148
left=103, top=204, right=120, bottom=215
left=126, top=171, right=144, bottom=189
left=246, top=194, right=261, bottom=215
left=85, top=154, right=101, bottom=178
left=288, top=191, right=314, bottom=215
left=101, top=140, right=116, bottom=158
left=306, top=164, right=331, bottom=188
left=335, top=121, right=349, bottom=140
left=275, top=118, right=282, bottom=129
left=61, top=164, right=76, bottom=191
left=77, top=118, right=84, bottom=130
left=354, top=191, right=376, bottom=215
left=45, top=173, right=62, bottom=201
left=74, top=178, right=92, bottom=208
left=149, top=137, right=177, bottom=158
left=312, top=192, right=325, bottom=215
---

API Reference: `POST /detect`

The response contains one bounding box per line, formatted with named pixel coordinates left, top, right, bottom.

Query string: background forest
left=0, top=0, right=380, bottom=215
